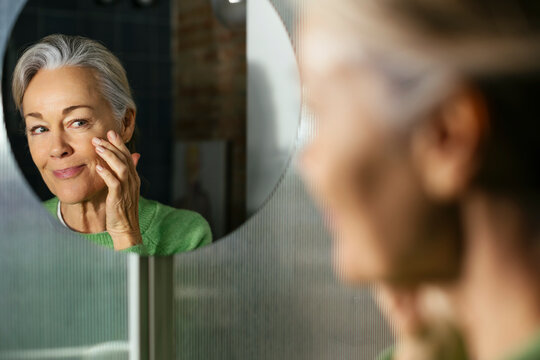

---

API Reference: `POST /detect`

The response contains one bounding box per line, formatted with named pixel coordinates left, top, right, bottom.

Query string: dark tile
left=121, top=20, right=151, bottom=55
left=156, top=0, right=172, bottom=20
left=10, top=9, right=39, bottom=51
left=81, top=15, right=116, bottom=49
left=146, top=24, right=160, bottom=55
left=156, top=23, right=170, bottom=56
left=39, top=0, right=78, bottom=11
left=78, top=0, right=122, bottom=12
left=23, top=0, right=43, bottom=11
left=134, top=98, right=153, bottom=132
left=41, top=14, right=78, bottom=36
left=131, top=0, right=165, bottom=19
left=156, top=100, right=172, bottom=125
left=124, top=59, right=150, bottom=96
left=116, top=0, right=133, bottom=12
left=155, top=64, right=172, bottom=98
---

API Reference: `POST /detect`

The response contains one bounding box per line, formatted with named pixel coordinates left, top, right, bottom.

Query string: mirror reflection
left=11, top=33, right=212, bottom=255
left=2, top=0, right=299, bottom=253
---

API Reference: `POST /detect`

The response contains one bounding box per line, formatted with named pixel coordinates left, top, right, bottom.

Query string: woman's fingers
left=93, top=130, right=142, bottom=250
left=132, top=153, right=141, bottom=168
left=94, top=143, right=131, bottom=181
left=107, top=130, right=132, bottom=161
left=92, top=135, right=131, bottom=165
left=95, top=164, right=121, bottom=196
left=92, top=132, right=139, bottom=182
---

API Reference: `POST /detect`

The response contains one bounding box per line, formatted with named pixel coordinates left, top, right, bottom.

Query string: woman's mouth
left=52, top=165, right=85, bottom=179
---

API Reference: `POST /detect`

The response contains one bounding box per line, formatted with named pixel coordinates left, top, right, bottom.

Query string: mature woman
left=12, top=34, right=212, bottom=255
left=299, top=1, right=540, bottom=360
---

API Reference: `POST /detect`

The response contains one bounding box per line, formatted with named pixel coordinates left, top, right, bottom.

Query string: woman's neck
left=60, top=190, right=108, bottom=233
left=452, top=193, right=540, bottom=360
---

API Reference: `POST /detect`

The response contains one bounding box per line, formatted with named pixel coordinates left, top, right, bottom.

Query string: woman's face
left=22, top=66, right=121, bottom=204
left=299, top=27, right=459, bottom=284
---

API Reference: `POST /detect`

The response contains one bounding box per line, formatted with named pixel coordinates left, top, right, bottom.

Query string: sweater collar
left=53, top=196, right=157, bottom=236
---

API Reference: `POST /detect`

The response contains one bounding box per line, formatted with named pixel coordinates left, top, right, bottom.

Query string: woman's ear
left=411, top=87, right=489, bottom=201
left=121, top=108, right=136, bottom=143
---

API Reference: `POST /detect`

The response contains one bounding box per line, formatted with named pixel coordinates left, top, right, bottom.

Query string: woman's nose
left=49, top=132, right=73, bottom=159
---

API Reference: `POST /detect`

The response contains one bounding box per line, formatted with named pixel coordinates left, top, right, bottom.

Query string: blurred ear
left=121, top=108, right=136, bottom=143
left=411, top=87, right=488, bottom=201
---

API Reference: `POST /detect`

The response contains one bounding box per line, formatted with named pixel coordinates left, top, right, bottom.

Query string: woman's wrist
left=110, top=231, right=143, bottom=250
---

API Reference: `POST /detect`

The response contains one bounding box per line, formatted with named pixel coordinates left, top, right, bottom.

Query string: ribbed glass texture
left=173, top=1, right=394, bottom=359
left=0, top=2, right=130, bottom=358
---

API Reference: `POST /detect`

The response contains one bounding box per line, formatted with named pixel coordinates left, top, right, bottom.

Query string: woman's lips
left=52, top=165, right=85, bottom=179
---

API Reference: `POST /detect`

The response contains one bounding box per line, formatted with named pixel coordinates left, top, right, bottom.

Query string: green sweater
left=505, top=330, right=540, bottom=360
left=377, top=329, right=540, bottom=360
left=43, top=197, right=212, bottom=255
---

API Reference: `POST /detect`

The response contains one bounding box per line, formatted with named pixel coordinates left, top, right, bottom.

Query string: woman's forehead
left=300, top=24, right=364, bottom=76
left=23, top=67, right=104, bottom=113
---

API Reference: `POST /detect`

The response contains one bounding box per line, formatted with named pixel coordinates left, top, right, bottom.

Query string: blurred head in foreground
left=299, top=0, right=540, bottom=286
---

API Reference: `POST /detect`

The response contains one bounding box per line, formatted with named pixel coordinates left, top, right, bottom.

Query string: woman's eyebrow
left=62, top=105, right=93, bottom=115
left=24, top=112, right=42, bottom=119
left=24, top=105, right=94, bottom=119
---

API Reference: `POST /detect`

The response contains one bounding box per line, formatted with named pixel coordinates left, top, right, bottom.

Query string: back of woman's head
left=309, top=0, right=540, bottom=202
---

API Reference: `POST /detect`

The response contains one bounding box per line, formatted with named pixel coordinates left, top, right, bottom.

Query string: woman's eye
left=29, top=126, right=48, bottom=135
left=72, top=119, right=89, bottom=127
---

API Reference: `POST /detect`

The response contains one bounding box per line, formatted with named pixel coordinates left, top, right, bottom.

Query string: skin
left=377, top=286, right=467, bottom=360
left=299, top=21, right=540, bottom=360
left=22, top=66, right=142, bottom=250
left=299, top=27, right=461, bottom=285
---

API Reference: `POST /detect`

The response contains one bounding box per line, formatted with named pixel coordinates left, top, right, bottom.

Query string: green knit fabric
left=376, top=346, right=394, bottom=360
left=377, top=329, right=540, bottom=360
left=504, top=330, right=540, bottom=360
left=43, top=196, right=212, bottom=255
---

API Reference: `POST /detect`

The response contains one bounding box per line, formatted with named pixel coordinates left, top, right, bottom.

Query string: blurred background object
left=210, top=0, right=246, bottom=28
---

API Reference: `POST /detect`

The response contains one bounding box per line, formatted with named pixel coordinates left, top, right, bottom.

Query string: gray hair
left=307, top=0, right=540, bottom=126
left=310, top=0, right=540, bottom=76
left=12, top=34, right=136, bottom=122
left=308, top=0, right=540, bottom=201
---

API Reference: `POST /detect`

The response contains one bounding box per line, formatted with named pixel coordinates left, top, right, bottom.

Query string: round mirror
left=1, top=0, right=301, bottom=253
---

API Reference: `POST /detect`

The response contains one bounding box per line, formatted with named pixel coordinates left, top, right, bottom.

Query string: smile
left=52, top=165, right=86, bottom=179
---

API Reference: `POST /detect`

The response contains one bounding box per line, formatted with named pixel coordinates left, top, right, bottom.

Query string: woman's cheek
left=27, top=137, right=48, bottom=168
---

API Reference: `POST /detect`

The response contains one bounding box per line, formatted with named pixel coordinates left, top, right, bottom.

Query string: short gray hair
left=309, top=0, right=540, bottom=202
left=12, top=34, right=136, bottom=122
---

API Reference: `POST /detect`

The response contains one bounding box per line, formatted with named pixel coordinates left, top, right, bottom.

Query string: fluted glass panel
left=173, top=1, right=394, bottom=359
left=0, top=2, right=131, bottom=358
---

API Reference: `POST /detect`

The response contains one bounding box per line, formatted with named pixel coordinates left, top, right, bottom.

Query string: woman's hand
left=377, top=285, right=467, bottom=360
left=92, top=130, right=142, bottom=250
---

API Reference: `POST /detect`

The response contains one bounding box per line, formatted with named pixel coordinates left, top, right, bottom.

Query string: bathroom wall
left=171, top=0, right=247, bottom=232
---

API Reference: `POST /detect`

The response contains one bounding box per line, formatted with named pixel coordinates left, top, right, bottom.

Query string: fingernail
left=96, top=165, right=103, bottom=171
left=96, top=146, right=104, bottom=153
left=108, top=130, right=116, bottom=140
left=92, top=137, right=101, bottom=145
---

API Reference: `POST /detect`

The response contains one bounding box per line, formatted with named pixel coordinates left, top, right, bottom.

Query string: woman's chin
left=53, top=188, right=103, bottom=205
left=55, top=193, right=86, bottom=205
left=333, top=249, right=379, bottom=284
left=332, top=237, right=397, bottom=284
